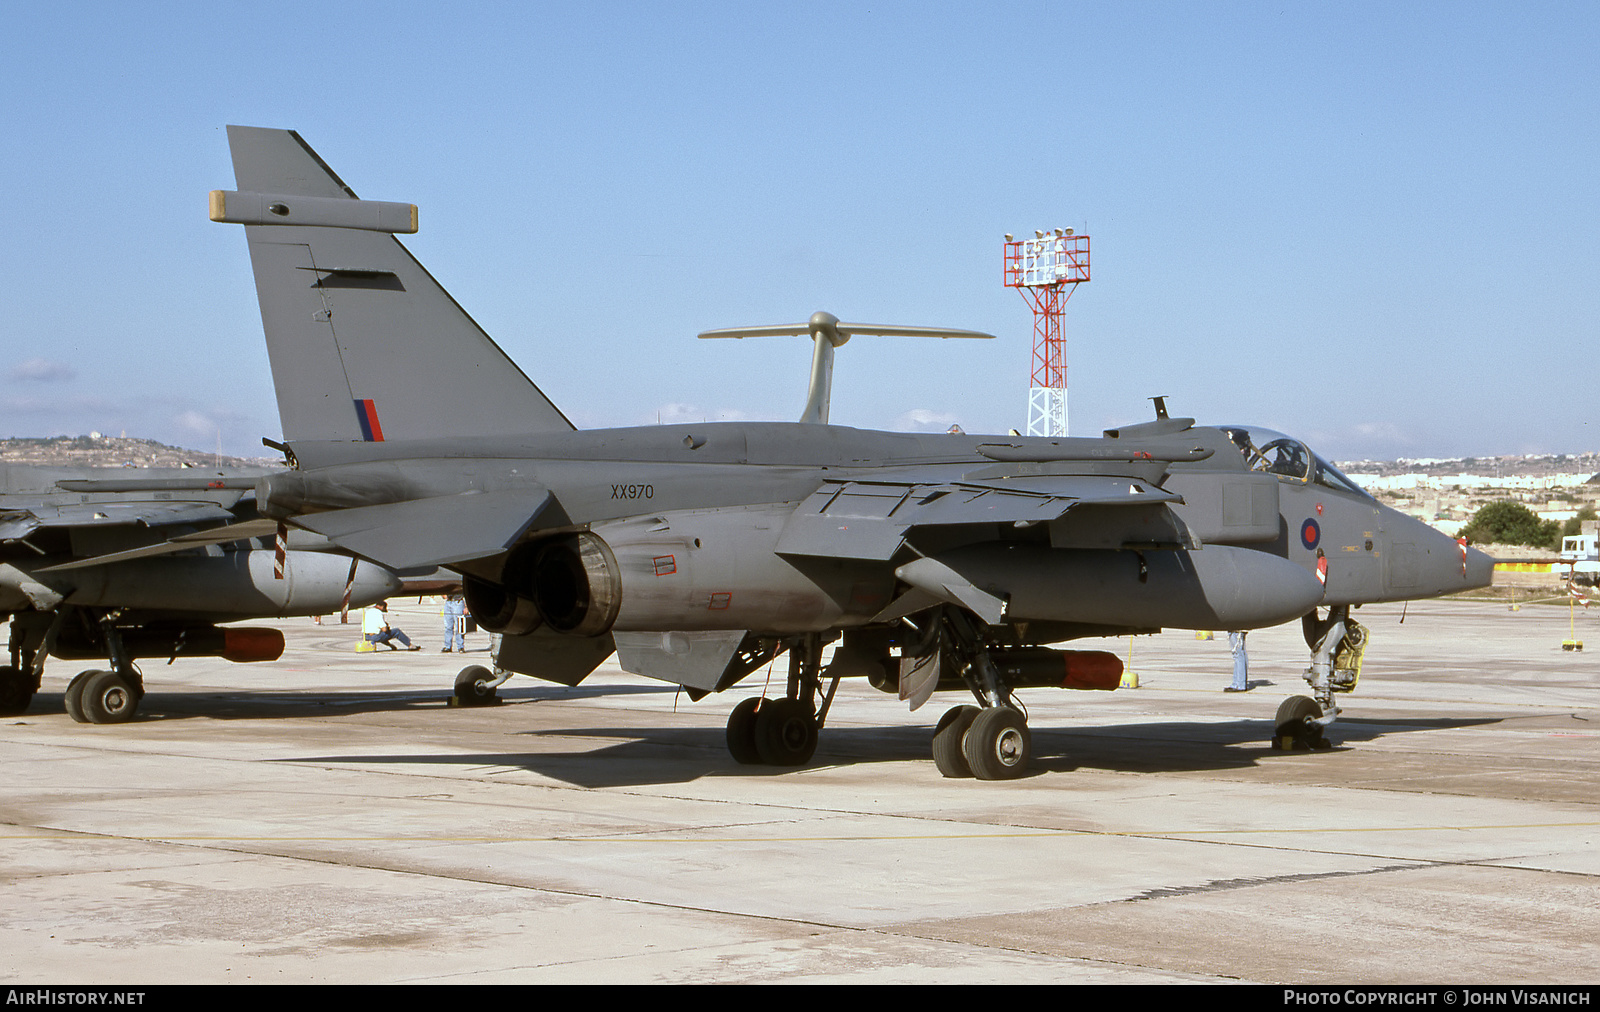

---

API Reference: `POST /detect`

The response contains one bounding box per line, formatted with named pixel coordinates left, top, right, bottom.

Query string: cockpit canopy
left=1218, top=425, right=1370, bottom=498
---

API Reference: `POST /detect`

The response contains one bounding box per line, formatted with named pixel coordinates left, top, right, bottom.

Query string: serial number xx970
left=611, top=484, right=654, bottom=500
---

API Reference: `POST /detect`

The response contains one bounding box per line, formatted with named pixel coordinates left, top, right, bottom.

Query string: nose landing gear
left=1276, top=605, right=1366, bottom=750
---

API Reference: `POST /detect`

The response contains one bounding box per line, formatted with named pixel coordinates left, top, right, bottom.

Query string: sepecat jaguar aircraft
left=208, top=125, right=1494, bottom=778
left=0, top=462, right=401, bottom=721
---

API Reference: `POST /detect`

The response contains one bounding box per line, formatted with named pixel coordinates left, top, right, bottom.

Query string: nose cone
left=1464, top=542, right=1495, bottom=590
left=1385, top=507, right=1494, bottom=599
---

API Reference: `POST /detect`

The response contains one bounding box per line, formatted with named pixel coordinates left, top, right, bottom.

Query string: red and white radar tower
left=1004, top=228, right=1090, bottom=437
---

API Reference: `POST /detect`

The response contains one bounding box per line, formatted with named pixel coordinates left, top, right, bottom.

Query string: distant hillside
left=0, top=435, right=278, bottom=469
left=1336, top=451, right=1600, bottom=480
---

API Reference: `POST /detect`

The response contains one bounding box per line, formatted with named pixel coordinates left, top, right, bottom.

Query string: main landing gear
left=932, top=703, right=1031, bottom=780
left=64, top=667, right=144, bottom=723
left=6, top=609, right=147, bottom=723
left=0, top=663, right=36, bottom=717
left=64, top=615, right=146, bottom=725
left=1275, top=604, right=1367, bottom=751
left=921, top=610, right=1032, bottom=780
left=724, top=632, right=837, bottom=767
left=1, top=612, right=50, bottom=717
left=718, top=612, right=1040, bottom=779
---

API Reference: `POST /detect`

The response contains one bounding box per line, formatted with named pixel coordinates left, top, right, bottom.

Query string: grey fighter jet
left=210, top=126, right=1493, bottom=778
left=0, top=462, right=401, bottom=721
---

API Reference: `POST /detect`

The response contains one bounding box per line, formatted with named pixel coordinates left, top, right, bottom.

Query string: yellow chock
left=1195, top=630, right=1214, bottom=641
left=1562, top=640, right=1583, bottom=652
left=1120, top=670, right=1139, bottom=688
left=355, top=640, right=376, bottom=653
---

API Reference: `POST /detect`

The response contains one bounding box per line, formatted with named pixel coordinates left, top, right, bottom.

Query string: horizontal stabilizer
left=2, top=501, right=238, bottom=544
left=37, top=518, right=282, bottom=572
left=210, top=190, right=417, bottom=233
left=291, top=488, right=549, bottom=569
left=699, top=311, right=995, bottom=425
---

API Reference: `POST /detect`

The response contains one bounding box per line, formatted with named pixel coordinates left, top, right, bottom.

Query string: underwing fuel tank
left=51, top=551, right=402, bottom=618
left=52, top=626, right=286, bottom=663
left=989, top=648, right=1124, bottom=690
left=926, top=543, right=1326, bottom=631
left=919, top=647, right=1125, bottom=694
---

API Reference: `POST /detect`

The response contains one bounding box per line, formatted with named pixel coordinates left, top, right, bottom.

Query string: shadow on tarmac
left=267, top=714, right=1504, bottom=789
left=21, top=681, right=679, bottom=722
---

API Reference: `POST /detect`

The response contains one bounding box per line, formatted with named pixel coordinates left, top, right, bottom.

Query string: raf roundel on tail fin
left=219, top=126, right=573, bottom=445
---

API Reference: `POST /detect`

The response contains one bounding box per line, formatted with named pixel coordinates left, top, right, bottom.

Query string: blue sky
left=2, top=2, right=1596, bottom=461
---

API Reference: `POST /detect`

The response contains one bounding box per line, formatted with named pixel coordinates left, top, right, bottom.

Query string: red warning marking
left=653, top=555, right=677, bottom=576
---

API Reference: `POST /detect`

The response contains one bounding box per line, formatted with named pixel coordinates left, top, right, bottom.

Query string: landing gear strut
left=923, top=609, right=1032, bottom=781
left=9, top=609, right=146, bottom=724
left=1276, top=605, right=1366, bottom=750
left=0, top=664, right=34, bottom=717
left=724, top=632, right=836, bottom=767
left=68, top=615, right=145, bottom=724
left=1, top=613, right=48, bottom=717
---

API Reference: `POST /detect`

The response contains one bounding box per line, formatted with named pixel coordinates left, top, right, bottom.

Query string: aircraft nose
left=1379, top=505, right=1494, bottom=599
left=1463, top=542, right=1494, bottom=590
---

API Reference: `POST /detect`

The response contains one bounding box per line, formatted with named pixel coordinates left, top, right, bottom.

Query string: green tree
left=1459, top=500, right=1563, bottom=550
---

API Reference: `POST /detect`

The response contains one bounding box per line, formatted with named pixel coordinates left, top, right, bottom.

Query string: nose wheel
left=1272, top=694, right=1330, bottom=751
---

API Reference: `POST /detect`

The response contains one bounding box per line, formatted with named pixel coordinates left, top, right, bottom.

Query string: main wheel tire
left=79, top=670, right=140, bottom=724
left=0, top=665, right=33, bottom=717
left=754, top=697, right=818, bottom=766
left=453, top=665, right=498, bottom=706
left=963, top=707, right=1032, bottom=780
left=64, top=670, right=97, bottom=723
left=725, top=697, right=765, bottom=765
left=931, top=705, right=981, bottom=778
left=1274, top=694, right=1324, bottom=747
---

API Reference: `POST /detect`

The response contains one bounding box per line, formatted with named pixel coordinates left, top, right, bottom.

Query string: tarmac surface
left=3, top=597, right=1597, bottom=984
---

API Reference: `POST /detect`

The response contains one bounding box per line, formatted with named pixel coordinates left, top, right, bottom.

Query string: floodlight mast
left=1003, top=229, right=1090, bottom=437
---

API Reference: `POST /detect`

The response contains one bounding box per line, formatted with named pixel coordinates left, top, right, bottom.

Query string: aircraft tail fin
left=217, top=126, right=573, bottom=445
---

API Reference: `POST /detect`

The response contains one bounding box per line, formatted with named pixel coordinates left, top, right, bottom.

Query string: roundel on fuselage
left=1300, top=518, right=1321, bottom=550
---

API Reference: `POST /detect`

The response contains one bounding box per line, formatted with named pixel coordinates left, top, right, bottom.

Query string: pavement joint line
left=5, top=818, right=1598, bottom=844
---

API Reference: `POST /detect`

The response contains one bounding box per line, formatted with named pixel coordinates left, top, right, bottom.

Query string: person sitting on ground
left=363, top=601, right=419, bottom=651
